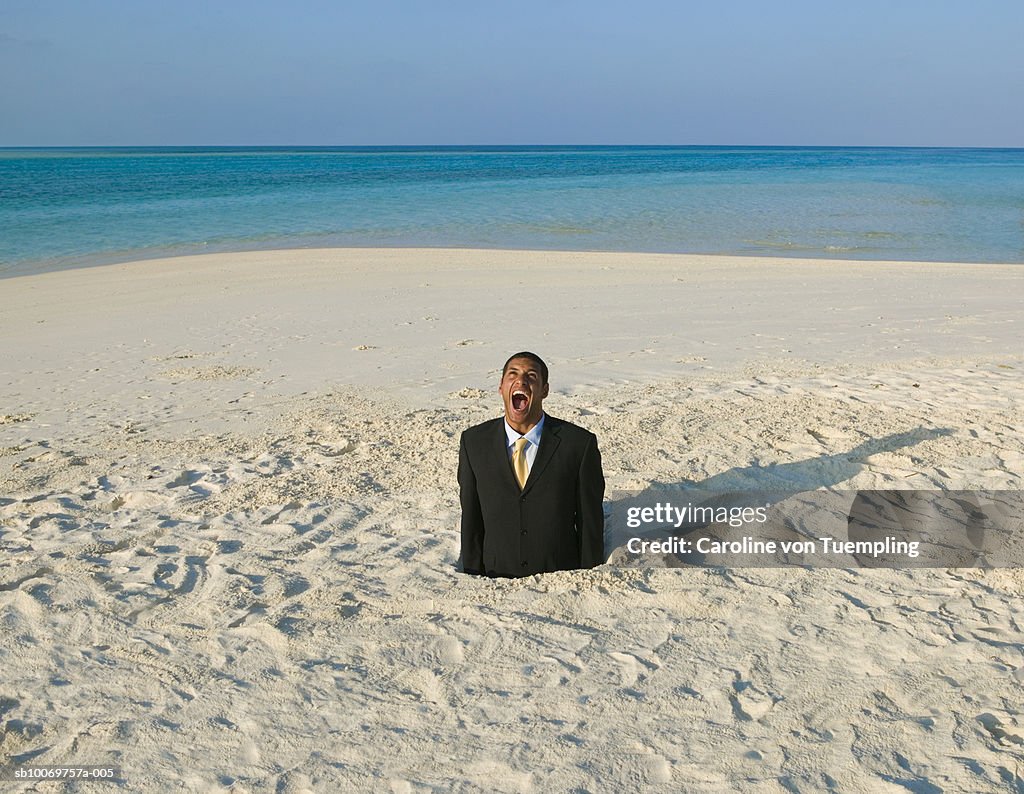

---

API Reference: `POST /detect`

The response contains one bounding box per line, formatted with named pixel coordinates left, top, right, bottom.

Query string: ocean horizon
left=2, top=145, right=1023, bottom=277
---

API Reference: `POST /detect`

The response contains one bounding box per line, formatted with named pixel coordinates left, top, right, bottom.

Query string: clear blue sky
left=2, top=0, right=1022, bottom=146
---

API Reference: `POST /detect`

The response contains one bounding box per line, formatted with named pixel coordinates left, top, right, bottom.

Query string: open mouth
left=511, top=390, right=529, bottom=412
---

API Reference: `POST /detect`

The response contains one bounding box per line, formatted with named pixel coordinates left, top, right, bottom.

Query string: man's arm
left=576, top=432, right=605, bottom=569
left=458, top=433, right=486, bottom=575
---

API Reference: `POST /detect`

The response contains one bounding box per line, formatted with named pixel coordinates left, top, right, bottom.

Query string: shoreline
left=5, top=242, right=1024, bottom=281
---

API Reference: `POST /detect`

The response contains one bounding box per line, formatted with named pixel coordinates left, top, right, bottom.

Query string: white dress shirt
left=504, top=413, right=546, bottom=475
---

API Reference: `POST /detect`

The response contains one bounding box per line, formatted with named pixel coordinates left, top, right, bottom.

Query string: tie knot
left=514, top=437, right=528, bottom=454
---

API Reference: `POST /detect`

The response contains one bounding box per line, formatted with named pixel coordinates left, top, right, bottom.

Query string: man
left=458, top=352, right=605, bottom=577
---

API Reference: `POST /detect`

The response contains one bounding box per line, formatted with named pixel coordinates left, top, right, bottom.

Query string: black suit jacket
left=458, top=414, right=605, bottom=577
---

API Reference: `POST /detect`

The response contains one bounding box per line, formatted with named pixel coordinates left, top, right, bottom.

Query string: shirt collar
left=504, top=412, right=545, bottom=447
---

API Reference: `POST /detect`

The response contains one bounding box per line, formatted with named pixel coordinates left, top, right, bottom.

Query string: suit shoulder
left=546, top=415, right=599, bottom=444
left=461, top=416, right=503, bottom=442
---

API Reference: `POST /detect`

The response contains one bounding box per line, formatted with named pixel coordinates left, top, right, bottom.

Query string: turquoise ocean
left=2, top=146, right=1023, bottom=277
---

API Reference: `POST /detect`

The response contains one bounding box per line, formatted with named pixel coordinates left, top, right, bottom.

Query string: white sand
left=1, top=248, right=1023, bottom=791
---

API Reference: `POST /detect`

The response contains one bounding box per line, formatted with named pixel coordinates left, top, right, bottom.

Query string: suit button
left=521, top=530, right=527, bottom=536
left=521, top=561, right=528, bottom=567
left=520, top=495, right=527, bottom=502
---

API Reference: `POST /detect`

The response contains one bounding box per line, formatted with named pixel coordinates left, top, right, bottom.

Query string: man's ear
left=542, top=382, right=550, bottom=398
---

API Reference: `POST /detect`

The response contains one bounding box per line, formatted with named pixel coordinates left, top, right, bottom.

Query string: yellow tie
left=512, top=437, right=529, bottom=489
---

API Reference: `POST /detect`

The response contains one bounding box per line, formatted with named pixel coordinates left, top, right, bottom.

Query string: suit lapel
left=494, top=419, right=520, bottom=491
left=522, top=416, right=560, bottom=495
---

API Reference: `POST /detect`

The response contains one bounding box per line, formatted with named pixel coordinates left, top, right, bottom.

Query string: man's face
left=500, top=356, right=548, bottom=429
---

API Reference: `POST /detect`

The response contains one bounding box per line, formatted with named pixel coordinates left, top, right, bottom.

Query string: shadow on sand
left=606, top=427, right=960, bottom=567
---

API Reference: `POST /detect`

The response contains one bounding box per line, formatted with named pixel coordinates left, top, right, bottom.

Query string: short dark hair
left=502, top=351, right=548, bottom=385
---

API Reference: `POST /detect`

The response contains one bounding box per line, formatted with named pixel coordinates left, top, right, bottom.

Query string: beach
left=2, top=247, right=1023, bottom=791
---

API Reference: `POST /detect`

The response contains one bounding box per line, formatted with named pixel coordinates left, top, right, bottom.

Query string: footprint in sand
left=168, top=470, right=205, bottom=488
left=729, top=675, right=776, bottom=722
left=608, top=650, right=659, bottom=687
left=977, top=712, right=1024, bottom=747
left=643, top=753, right=673, bottom=784
left=434, top=634, right=464, bottom=666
